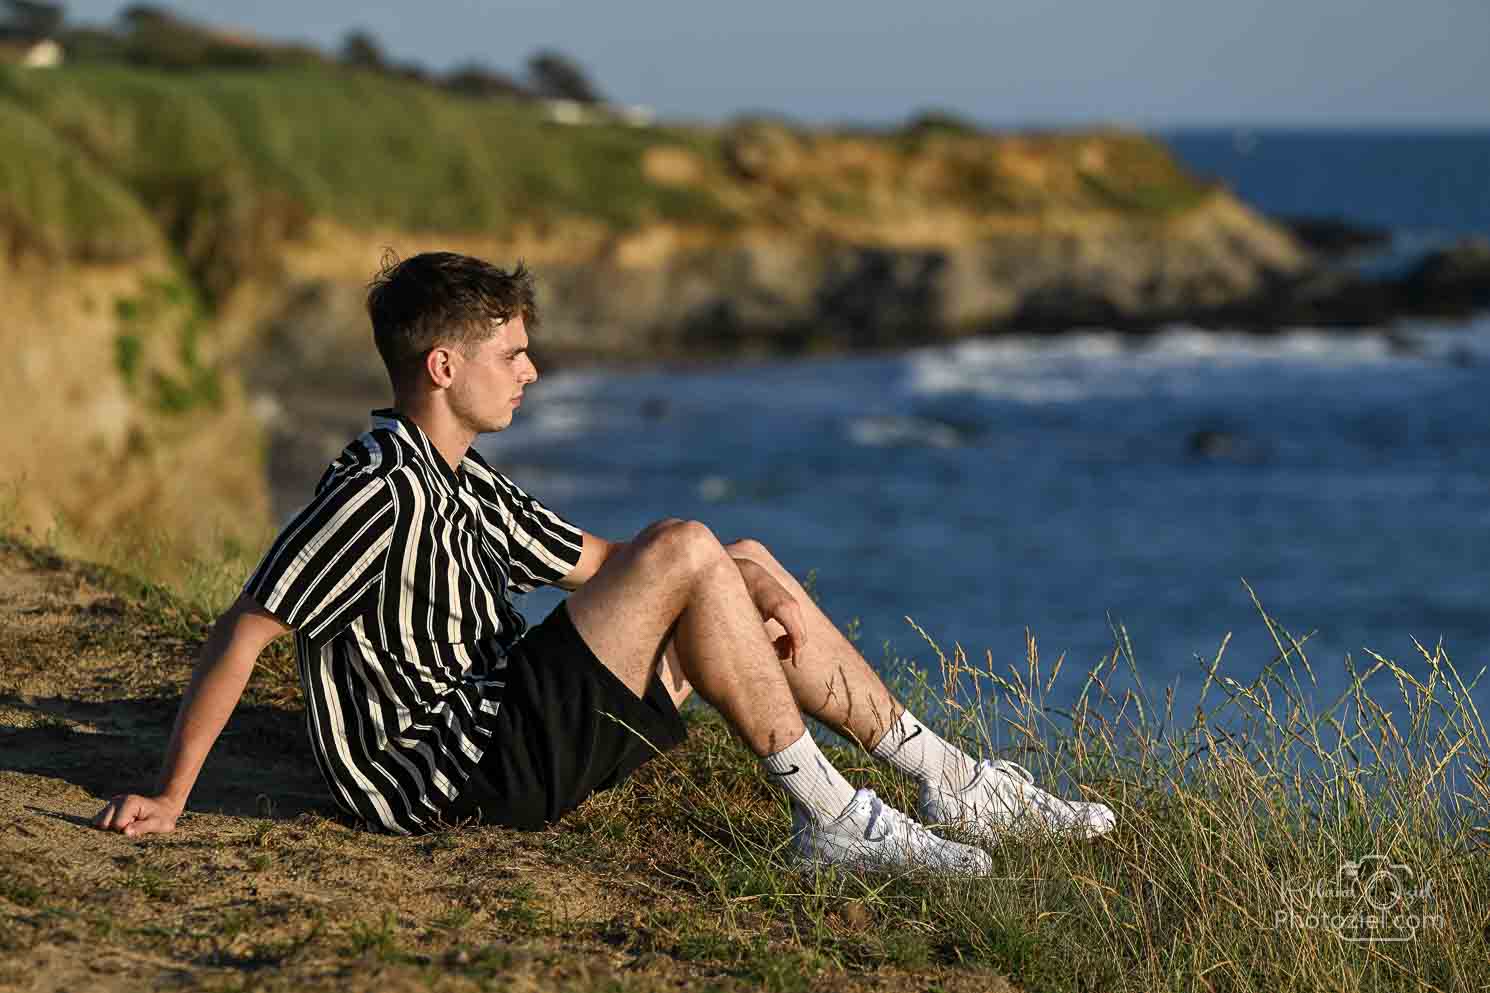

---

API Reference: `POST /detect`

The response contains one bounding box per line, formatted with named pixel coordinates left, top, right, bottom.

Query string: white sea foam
left=522, top=404, right=596, bottom=437
left=697, top=475, right=734, bottom=501
left=906, top=322, right=1490, bottom=404
left=846, top=415, right=966, bottom=449
left=506, top=369, right=608, bottom=439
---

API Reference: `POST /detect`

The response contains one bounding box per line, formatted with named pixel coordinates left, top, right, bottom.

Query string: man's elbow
left=218, top=593, right=293, bottom=654
left=560, top=535, right=620, bottom=591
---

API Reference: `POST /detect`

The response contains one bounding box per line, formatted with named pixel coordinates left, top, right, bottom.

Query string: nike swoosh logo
left=767, top=765, right=800, bottom=777
left=902, top=725, right=923, bottom=745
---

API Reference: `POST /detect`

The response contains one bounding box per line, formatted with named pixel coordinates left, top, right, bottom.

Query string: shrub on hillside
left=444, top=62, right=529, bottom=101
left=526, top=49, right=604, bottom=104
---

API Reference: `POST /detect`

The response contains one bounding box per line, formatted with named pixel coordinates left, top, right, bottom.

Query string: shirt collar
left=371, top=408, right=464, bottom=493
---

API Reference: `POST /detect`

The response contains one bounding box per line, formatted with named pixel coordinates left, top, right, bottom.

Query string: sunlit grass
left=573, top=584, right=1490, bottom=990
left=7, top=518, right=1481, bottom=990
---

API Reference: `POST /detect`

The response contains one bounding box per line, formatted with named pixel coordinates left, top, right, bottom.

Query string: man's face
left=447, top=316, right=537, bottom=434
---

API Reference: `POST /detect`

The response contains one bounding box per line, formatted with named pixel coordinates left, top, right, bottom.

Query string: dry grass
left=1, top=529, right=1486, bottom=992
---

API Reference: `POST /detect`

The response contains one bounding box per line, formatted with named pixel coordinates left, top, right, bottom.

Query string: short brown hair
left=366, top=251, right=538, bottom=390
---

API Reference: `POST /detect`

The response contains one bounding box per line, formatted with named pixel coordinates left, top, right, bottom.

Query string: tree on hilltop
left=2, top=0, right=63, bottom=38
left=340, top=29, right=385, bottom=70
left=445, top=61, right=529, bottom=100
left=526, top=49, right=604, bottom=104
left=118, top=4, right=176, bottom=30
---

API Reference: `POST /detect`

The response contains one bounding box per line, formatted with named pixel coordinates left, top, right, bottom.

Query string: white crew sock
left=761, top=728, right=858, bottom=824
left=870, top=710, right=979, bottom=793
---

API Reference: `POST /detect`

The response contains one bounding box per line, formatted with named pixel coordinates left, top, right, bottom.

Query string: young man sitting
left=92, top=252, right=1115, bottom=873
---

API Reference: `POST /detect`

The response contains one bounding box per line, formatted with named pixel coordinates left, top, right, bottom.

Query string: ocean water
left=489, top=130, right=1490, bottom=726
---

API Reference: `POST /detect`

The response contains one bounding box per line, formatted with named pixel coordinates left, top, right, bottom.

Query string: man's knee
left=634, top=518, right=727, bottom=584
left=637, top=517, right=686, bottom=540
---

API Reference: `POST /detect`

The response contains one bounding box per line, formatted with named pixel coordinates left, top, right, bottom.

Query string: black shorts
left=440, top=601, right=688, bottom=830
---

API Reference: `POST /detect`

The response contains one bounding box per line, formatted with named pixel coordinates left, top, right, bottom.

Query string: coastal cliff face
left=246, top=189, right=1307, bottom=367
left=0, top=255, right=270, bottom=571
left=535, top=192, right=1309, bottom=357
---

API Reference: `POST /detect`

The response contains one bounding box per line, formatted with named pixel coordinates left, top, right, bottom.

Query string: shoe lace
left=864, top=792, right=938, bottom=849
left=986, top=759, right=1087, bottom=825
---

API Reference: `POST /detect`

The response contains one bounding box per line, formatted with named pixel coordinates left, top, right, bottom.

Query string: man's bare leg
left=717, top=538, right=1117, bottom=841
left=565, top=518, right=869, bottom=825
left=564, top=518, right=806, bottom=757
left=562, top=519, right=1002, bottom=872
left=717, top=538, right=984, bottom=795
left=720, top=539, right=904, bottom=750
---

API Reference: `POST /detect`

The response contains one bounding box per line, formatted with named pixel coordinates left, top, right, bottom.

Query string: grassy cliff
left=0, top=63, right=1214, bottom=285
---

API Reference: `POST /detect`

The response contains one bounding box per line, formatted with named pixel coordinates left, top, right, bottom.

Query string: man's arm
left=92, top=593, right=291, bottom=837
left=555, top=531, right=618, bottom=591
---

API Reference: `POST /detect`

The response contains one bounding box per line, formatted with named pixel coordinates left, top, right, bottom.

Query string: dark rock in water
left=1397, top=237, right=1490, bottom=317
left=1277, top=215, right=1392, bottom=258
left=1384, top=330, right=1423, bottom=357
left=639, top=396, right=669, bottom=420
left=1187, top=427, right=1263, bottom=462
left=1219, top=237, right=1490, bottom=330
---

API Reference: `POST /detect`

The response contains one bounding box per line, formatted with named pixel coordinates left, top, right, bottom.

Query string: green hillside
left=0, top=62, right=1213, bottom=285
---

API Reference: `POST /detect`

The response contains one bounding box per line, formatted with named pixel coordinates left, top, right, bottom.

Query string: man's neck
left=392, top=399, right=474, bottom=473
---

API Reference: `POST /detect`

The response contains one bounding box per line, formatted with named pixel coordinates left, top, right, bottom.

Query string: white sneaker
left=790, top=788, right=993, bottom=876
left=920, top=759, right=1117, bottom=841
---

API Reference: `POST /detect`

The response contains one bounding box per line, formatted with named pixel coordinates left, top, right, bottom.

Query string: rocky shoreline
left=254, top=198, right=1490, bottom=377
left=525, top=219, right=1490, bottom=365
left=242, top=201, right=1490, bottom=512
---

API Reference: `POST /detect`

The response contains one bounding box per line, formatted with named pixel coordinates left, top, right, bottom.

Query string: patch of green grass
left=1076, top=132, right=1216, bottom=214
left=112, top=272, right=224, bottom=415
left=121, top=867, right=177, bottom=901
left=429, top=905, right=475, bottom=933
left=0, top=872, right=43, bottom=909
left=747, top=949, right=823, bottom=993
left=343, top=909, right=401, bottom=960
left=113, top=332, right=144, bottom=386
left=0, top=87, right=161, bottom=262
left=489, top=881, right=541, bottom=930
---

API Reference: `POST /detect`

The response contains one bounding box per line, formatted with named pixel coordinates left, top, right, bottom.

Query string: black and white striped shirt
left=244, top=409, right=584, bottom=834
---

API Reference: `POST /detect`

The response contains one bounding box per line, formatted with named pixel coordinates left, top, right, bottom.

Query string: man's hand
left=735, top=559, right=809, bottom=661
left=89, top=593, right=288, bottom=838
left=93, top=793, right=183, bottom=837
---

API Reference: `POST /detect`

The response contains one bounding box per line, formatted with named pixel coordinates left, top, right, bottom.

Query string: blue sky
left=58, top=0, right=1490, bottom=127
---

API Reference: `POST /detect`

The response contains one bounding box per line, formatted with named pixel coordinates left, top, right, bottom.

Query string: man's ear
left=424, top=345, right=459, bottom=390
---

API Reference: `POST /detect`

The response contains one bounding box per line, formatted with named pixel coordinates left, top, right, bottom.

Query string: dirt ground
left=0, top=541, right=1016, bottom=993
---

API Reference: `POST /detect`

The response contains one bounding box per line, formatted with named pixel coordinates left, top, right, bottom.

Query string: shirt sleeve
left=243, top=472, right=395, bottom=641
left=483, top=473, right=584, bottom=594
